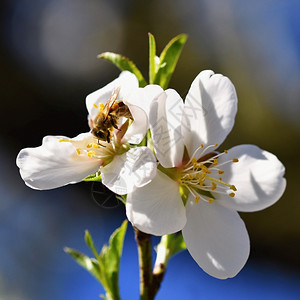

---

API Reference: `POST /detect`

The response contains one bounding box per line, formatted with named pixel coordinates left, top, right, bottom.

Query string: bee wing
left=103, top=87, right=121, bottom=119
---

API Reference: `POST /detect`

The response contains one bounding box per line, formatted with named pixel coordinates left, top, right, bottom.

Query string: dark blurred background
left=1, top=0, right=300, bottom=299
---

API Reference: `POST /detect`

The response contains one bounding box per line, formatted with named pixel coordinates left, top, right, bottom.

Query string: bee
left=91, top=87, right=132, bottom=143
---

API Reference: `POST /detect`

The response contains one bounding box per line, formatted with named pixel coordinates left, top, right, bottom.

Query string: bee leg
left=97, top=139, right=106, bottom=147
left=106, top=132, right=110, bottom=143
left=110, top=117, right=119, bottom=130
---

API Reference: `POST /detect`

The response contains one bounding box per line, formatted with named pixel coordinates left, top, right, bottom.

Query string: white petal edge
left=16, top=134, right=101, bottom=190
left=121, top=104, right=148, bottom=145
left=126, top=170, right=186, bottom=236
left=126, top=84, right=164, bottom=121
left=216, top=144, right=286, bottom=212
left=86, top=71, right=139, bottom=120
left=182, top=196, right=250, bottom=279
left=149, top=89, right=184, bottom=168
left=101, top=146, right=157, bottom=195
left=182, top=70, right=237, bottom=159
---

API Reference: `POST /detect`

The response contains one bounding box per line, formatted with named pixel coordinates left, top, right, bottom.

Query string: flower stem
left=134, top=227, right=154, bottom=300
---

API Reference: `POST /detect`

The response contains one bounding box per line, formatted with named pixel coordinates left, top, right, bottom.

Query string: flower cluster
left=17, top=70, right=286, bottom=279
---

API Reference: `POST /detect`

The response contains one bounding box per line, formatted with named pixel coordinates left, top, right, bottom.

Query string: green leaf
left=65, top=221, right=128, bottom=300
left=85, top=230, right=100, bottom=260
left=98, top=220, right=128, bottom=299
left=98, top=52, right=147, bottom=87
left=64, top=247, right=102, bottom=283
left=154, top=34, right=187, bottom=89
left=83, top=172, right=102, bottom=182
left=165, top=233, right=187, bottom=258
left=148, top=33, right=156, bottom=84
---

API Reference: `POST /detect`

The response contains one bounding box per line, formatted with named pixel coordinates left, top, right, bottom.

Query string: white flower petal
left=16, top=134, right=101, bottom=190
left=126, top=84, right=164, bottom=120
left=216, top=144, right=286, bottom=212
left=149, top=89, right=184, bottom=168
left=182, top=197, right=250, bottom=279
left=182, top=70, right=237, bottom=159
left=126, top=170, right=186, bottom=235
left=101, top=147, right=157, bottom=195
left=86, top=71, right=139, bottom=120
left=121, top=104, right=148, bottom=144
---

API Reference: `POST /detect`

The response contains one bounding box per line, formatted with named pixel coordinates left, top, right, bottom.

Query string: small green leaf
left=166, top=233, right=187, bottom=257
left=154, top=34, right=187, bottom=89
left=65, top=221, right=128, bottom=300
left=98, top=220, right=128, bottom=299
left=148, top=33, right=156, bottom=84
left=98, top=52, right=147, bottom=87
left=85, top=230, right=100, bottom=260
left=83, top=172, right=102, bottom=182
left=64, top=247, right=102, bottom=282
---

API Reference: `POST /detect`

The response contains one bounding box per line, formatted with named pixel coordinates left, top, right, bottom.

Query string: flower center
left=178, top=143, right=238, bottom=204
left=59, top=135, right=130, bottom=166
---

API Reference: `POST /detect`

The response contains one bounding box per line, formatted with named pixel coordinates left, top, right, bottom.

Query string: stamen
left=76, top=148, right=81, bottom=155
left=93, top=103, right=98, bottom=109
left=224, top=149, right=228, bottom=154
left=229, top=192, right=235, bottom=197
left=211, top=182, right=217, bottom=190
left=195, top=196, right=200, bottom=204
left=232, top=158, right=239, bottom=163
left=99, top=103, right=105, bottom=111
left=87, top=150, right=95, bottom=158
left=218, top=170, right=224, bottom=174
left=208, top=198, right=214, bottom=203
left=59, top=138, right=71, bottom=143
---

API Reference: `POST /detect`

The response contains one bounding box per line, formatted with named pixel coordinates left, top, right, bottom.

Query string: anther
left=211, top=182, right=217, bottom=190
left=229, top=192, right=235, bottom=197
left=195, top=196, right=200, bottom=204
left=93, top=103, right=98, bottom=108
left=224, top=149, right=228, bottom=154
left=230, top=185, right=237, bottom=191
left=218, top=170, right=224, bottom=174
left=232, top=158, right=239, bottom=163
left=76, top=148, right=81, bottom=155
left=87, top=150, right=95, bottom=158
left=208, top=198, right=214, bottom=203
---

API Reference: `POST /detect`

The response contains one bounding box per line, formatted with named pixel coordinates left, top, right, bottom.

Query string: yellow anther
left=208, top=198, right=214, bottom=204
left=192, top=158, right=197, bottom=164
left=219, top=177, right=223, bottom=180
left=211, top=182, right=217, bottom=190
left=188, top=174, right=194, bottom=179
left=218, top=170, right=224, bottom=175
left=59, top=138, right=70, bottom=143
left=200, top=164, right=208, bottom=172
left=195, top=196, right=200, bottom=203
left=232, top=158, right=239, bottom=163
left=200, top=144, right=204, bottom=148
left=92, top=143, right=100, bottom=149
left=224, top=149, right=228, bottom=154
left=76, top=148, right=81, bottom=155
left=87, top=143, right=93, bottom=148
left=229, top=192, right=235, bottom=198
left=214, top=143, right=218, bottom=147
left=87, top=150, right=95, bottom=158
left=213, top=158, right=218, bottom=166
left=230, top=185, right=237, bottom=191
left=99, top=103, right=105, bottom=110
left=93, top=103, right=98, bottom=108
